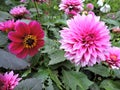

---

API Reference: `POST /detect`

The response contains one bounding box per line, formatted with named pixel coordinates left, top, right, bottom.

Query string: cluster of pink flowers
left=59, top=0, right=83, bottom=16
left=0, top=71, right=21, bottom=90
left=0, top=20, right=15, bottom=32
left=10, top=6, right=30, bottom=19
left=59, top=14, right=111, bottom=67
left=8, top=21, right=44, bottom=58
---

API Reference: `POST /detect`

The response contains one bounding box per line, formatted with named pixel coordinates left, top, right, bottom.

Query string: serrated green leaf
left=100, top=80, right=120, bottom=90
left=34, top=68, right=49, bottom=81
left=49, top=50, right=66, bottom=65
left=62, top=70, right=93, bottom=90
left=86, top=64, right=110, bottom=77
left=45, top=78, right=54, bottom=90
left=49, top=69, right=62, bottom=90
left=0, top=49, right=30, bottom=70
left=42, top=37, right=59, bottom=54
left=15, top=78, right=42, bottom=90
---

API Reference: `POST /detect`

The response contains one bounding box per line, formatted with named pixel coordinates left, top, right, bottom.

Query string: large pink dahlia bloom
left=105, top=47, right=120, bottom=69
left=0, top=71, right=21, bottom=90
left=60, top=14, right=111, bottom=67
left=10, top=6, right=30, bottom=19
left=8, top=21, right=44, bottom=58
left=0, top=20, right=15, bottom=32
left=59, top=0, right=83, bottom=16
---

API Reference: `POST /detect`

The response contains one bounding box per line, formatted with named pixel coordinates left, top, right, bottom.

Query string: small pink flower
left=59, top=14, right=111, bottom=67
left=86, top=3, right=94, bottom=11
left=10, top=6, right=30, bottom=19
left=59, top=0, right=83, bottom=16
left=8, top=21, right=44, bottom=58
left=0, top=20, right=15, bottom=32
left=0, top=71, right=21, bottom=90
left=105, top=47, right=120, bottom=69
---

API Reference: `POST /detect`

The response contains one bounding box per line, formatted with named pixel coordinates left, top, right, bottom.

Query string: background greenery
left=0, top=0, right=120, bottom=90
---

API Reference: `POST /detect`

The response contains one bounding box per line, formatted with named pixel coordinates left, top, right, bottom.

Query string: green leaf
left=0, top=49, right=30, bottom=70
left=86, top=64, right=110, bottom=77
left=42, top=37, right=59, bottom=54
left=0, top=32, right=8, bottom=46
left=62, top=70, right=93, bottom=90
left=112, top=69, right=120, bottom=78
left=34, top=68, right=49, bottom=81
left=15, top=78, right=42, bottom=90
left=100, top=80, right=120, bottom=90
left=49, top=69, right=62, bottom=90
left=30, top=51, right=41, bottom=66
left=89, top=83, right=100, bottom=90
left=102, top=18, right=120, bottom=26
left=45, top=78, right=54, bottom=90
left=0, top=11, right=13, bottom=21
left=49, top=50, right=66, bottom=65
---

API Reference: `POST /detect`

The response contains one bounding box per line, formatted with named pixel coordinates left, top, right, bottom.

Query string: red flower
left=8, top=21, right=44, bottom=58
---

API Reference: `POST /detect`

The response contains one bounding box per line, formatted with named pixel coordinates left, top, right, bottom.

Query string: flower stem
left=34, top=1, right=40, bottom=20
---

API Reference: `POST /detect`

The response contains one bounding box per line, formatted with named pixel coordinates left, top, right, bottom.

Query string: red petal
left=29, top=48, right=38, bottom=56
left=15, top=22, right=30, bottom=35
left=29, top=21, right=44, bottom=38
left=8, top=31, right=23, bottom=42
left=8, top=42, right=24, bottom=54
left=16, top=49, right=29, bottom=59
left=36, top=40, right=44, bottom=49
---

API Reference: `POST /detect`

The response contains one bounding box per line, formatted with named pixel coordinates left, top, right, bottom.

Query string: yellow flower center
left=82, top=11, right=88, bottom=15
left=110, top=54, right=117, bottom=61
left=23, top=35, right=37, bottom=48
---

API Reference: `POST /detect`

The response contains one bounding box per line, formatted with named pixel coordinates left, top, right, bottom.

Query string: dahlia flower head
left=59, top=14, right=111, bottom=67
left=10, top=6, right=30, bottom=19
left=105, top=47, right=120, bottom=69
left=59, top=0, right=83, bottom=16
left=0, top=20, right=15, bottom=32
left=0, top=71, right=21, bottom=90
left=8, top=20, right=44, bottom=58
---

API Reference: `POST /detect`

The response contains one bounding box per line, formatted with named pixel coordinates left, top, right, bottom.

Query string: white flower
left=100, top=4, right=111, bottom=13
left=97, top=0, right=104, bottom=6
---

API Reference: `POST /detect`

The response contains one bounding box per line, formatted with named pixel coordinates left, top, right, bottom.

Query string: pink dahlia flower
left=105, top=47, right=120, bottom=69
left=59, top=0, right=83, bottom=16
left=9, top=6, right=30, bottom=19
left=0, top=20, right=15, bottom=32
left=0, top=71, right=21, bottom=90
left=8, top=21, right=44, bottom=58
left=86, top=3, right=94, bottom=11
left=59, top=14, right=111, bottom=67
